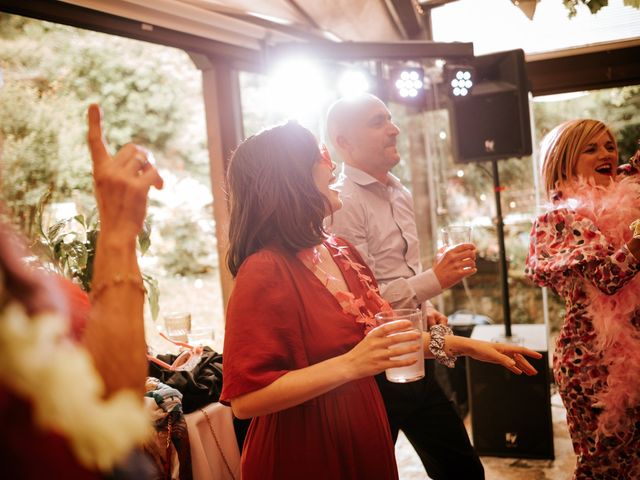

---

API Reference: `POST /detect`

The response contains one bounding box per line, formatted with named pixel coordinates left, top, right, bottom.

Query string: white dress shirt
left=329, top=164, right=442, bottom=309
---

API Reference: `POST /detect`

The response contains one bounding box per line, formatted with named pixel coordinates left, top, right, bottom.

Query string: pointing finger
left=87, top=104, right=110, bottom=168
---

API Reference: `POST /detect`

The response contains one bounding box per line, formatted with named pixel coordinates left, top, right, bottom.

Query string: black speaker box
left=449, top=49, right=532, bottom=163
left=466, top=324, right=554, bottom=460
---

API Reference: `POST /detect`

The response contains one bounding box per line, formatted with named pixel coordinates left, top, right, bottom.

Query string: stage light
left=444, top=64, right=475, bottom=98
left=337, top=69, right=370, bottom=98
left=395, top=69, right=423, bottom=98
left=390, top=66, right=426, bottom=105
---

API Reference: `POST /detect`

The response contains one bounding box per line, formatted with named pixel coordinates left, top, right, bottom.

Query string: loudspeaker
left=466, top=324, right=554, bottom=459
left=449, top=49, right=532, bottom=163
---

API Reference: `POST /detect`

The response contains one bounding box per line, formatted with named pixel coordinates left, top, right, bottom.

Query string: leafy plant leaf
left=138, top=217, right=152, bottom=256
left=142, top=272, right=160, bottom=321
left=46, top=220, right=67, bottom=242
left=74, top=214, right=86, bottom=229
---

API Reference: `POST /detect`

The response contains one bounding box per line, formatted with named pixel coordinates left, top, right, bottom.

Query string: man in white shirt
left=326, top=93, right=483, bottom=480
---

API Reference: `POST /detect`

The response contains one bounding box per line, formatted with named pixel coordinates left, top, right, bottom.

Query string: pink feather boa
left=555, top=176, right=640, bottom=437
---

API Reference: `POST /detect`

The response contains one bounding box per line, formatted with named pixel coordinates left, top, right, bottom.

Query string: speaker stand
left=490, top=158, right=519, bottom=342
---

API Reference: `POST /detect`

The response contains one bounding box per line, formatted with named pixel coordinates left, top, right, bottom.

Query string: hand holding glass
left=374, top=308, right=424, bottom=383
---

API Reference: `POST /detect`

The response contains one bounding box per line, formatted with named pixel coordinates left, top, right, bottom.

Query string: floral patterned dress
left=526, top=206, right=640, bottom=480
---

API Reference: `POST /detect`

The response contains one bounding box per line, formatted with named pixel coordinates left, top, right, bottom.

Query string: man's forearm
left=379, top=269, right=442, bottom=309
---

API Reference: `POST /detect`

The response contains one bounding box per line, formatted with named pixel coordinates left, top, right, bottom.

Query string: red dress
left=220, top=238, right=398, bottom=480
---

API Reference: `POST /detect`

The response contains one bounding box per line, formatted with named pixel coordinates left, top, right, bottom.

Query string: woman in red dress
left=526, top=119, right=640, bottom=479
left=220, top=121, right=542, bottom=480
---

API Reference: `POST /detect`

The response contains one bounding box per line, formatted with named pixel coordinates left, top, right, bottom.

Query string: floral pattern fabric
left=526, top=207, right=640, bottom=480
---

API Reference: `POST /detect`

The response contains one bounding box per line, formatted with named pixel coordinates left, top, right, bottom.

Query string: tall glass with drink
left=441, top=225, right=472, bottom=249
left=374, top=308, right=424, bottom=383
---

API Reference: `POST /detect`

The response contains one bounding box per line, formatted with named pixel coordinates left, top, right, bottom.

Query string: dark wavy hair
left=226, top=121, right=329, bottom=277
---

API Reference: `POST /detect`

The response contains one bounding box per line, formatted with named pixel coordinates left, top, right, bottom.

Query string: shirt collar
left=342, top=164, right=403, bottom=190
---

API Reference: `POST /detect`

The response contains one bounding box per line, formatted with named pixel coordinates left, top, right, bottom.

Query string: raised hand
left=87, top=104, right=163, bottom=242
left=433, top=243, right=477, bottom=289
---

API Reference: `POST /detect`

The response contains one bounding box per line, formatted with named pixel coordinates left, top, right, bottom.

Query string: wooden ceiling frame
left=3, top=0, right=638, bottom=96
left=526, top=39, right=640, bottom=96
left=0, top=0, right=262, bottom=69
left=383, top=0, right=425, bottom=40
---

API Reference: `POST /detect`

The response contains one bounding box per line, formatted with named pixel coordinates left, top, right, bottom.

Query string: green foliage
left=563, top=0, right=608, bottom=17
left=0, top=12, right=208, bottom=242
left=618, top=123, right=640, bottom=164
left=0, top=12, right=216, bottom=318
left=142, top=272, right=160, bottom=321
left=156, top=214, right=216, bottom=276
left=36, top=212, right=98, bottom=292
left=0, top=79, right=90, bottom=239
left=35, top=209, right=160, bottom=319
left=561, top=0, right=640, bottom=17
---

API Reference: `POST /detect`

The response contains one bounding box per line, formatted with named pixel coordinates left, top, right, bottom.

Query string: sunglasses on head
left=147, top=332, right=204, bottom=372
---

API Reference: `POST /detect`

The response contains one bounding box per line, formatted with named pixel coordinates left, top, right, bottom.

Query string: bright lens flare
left=338, top=70, right=369, bottom=97
left=267, top=59, right=328, bottom=119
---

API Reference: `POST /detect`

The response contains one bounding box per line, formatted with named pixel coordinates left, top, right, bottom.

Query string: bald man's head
left=325, top=94, right=400, bottom=182
left=325, top=93, right=383, bottom=150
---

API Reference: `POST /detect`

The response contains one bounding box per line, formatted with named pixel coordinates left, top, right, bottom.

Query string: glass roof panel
left=430, top=0, right=640, bottom=55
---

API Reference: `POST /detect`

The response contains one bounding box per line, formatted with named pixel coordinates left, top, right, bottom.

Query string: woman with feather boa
left=525, top=119, right=640, bottom=479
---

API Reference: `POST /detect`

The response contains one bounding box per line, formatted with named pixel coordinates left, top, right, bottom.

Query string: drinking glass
left=164, top=312, right=191, bottom=343
left=441, top=225, right=472, bottom=248
left=187, top=326, right=215, bottom=347
left=374, top=308, right=424, bottom=383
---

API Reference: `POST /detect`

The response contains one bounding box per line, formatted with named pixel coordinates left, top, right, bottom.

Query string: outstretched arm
left=230, top=320, right=420, bottom=419
left=439, top=334, right=542, bottom=375
left=82, top=104, right=163, bottom=397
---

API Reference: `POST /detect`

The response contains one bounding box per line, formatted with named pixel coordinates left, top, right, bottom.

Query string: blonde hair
left=540, top=119, right=616, bottom=198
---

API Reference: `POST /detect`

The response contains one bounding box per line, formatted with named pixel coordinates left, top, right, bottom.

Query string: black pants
left=376, top=360, right=485, bottom=480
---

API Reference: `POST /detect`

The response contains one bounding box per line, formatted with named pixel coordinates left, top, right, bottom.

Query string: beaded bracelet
left=90, top=274, right=145, bottom=301
left=630, top=219, right=640, bottom=240
left=429, top=324, right=457, bottom=368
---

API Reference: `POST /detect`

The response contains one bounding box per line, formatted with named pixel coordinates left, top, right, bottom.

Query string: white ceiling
left=62, top=0, right=640, bottom=57
left=61, top=0, right=402, bottom=51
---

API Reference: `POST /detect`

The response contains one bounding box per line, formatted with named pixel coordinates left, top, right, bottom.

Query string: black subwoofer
left=466, top=324, right=555, bottom=459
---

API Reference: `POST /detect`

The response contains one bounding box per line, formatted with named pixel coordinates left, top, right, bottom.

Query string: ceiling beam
left=383, top=0, right=425, bottom=39
left=283, top=0, right=322, bottom=30
left=526, top=41, right=640, bottom=96
left=0, top=0, right=262, bottom=67
left=267, top=40, right=474, bottom=62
